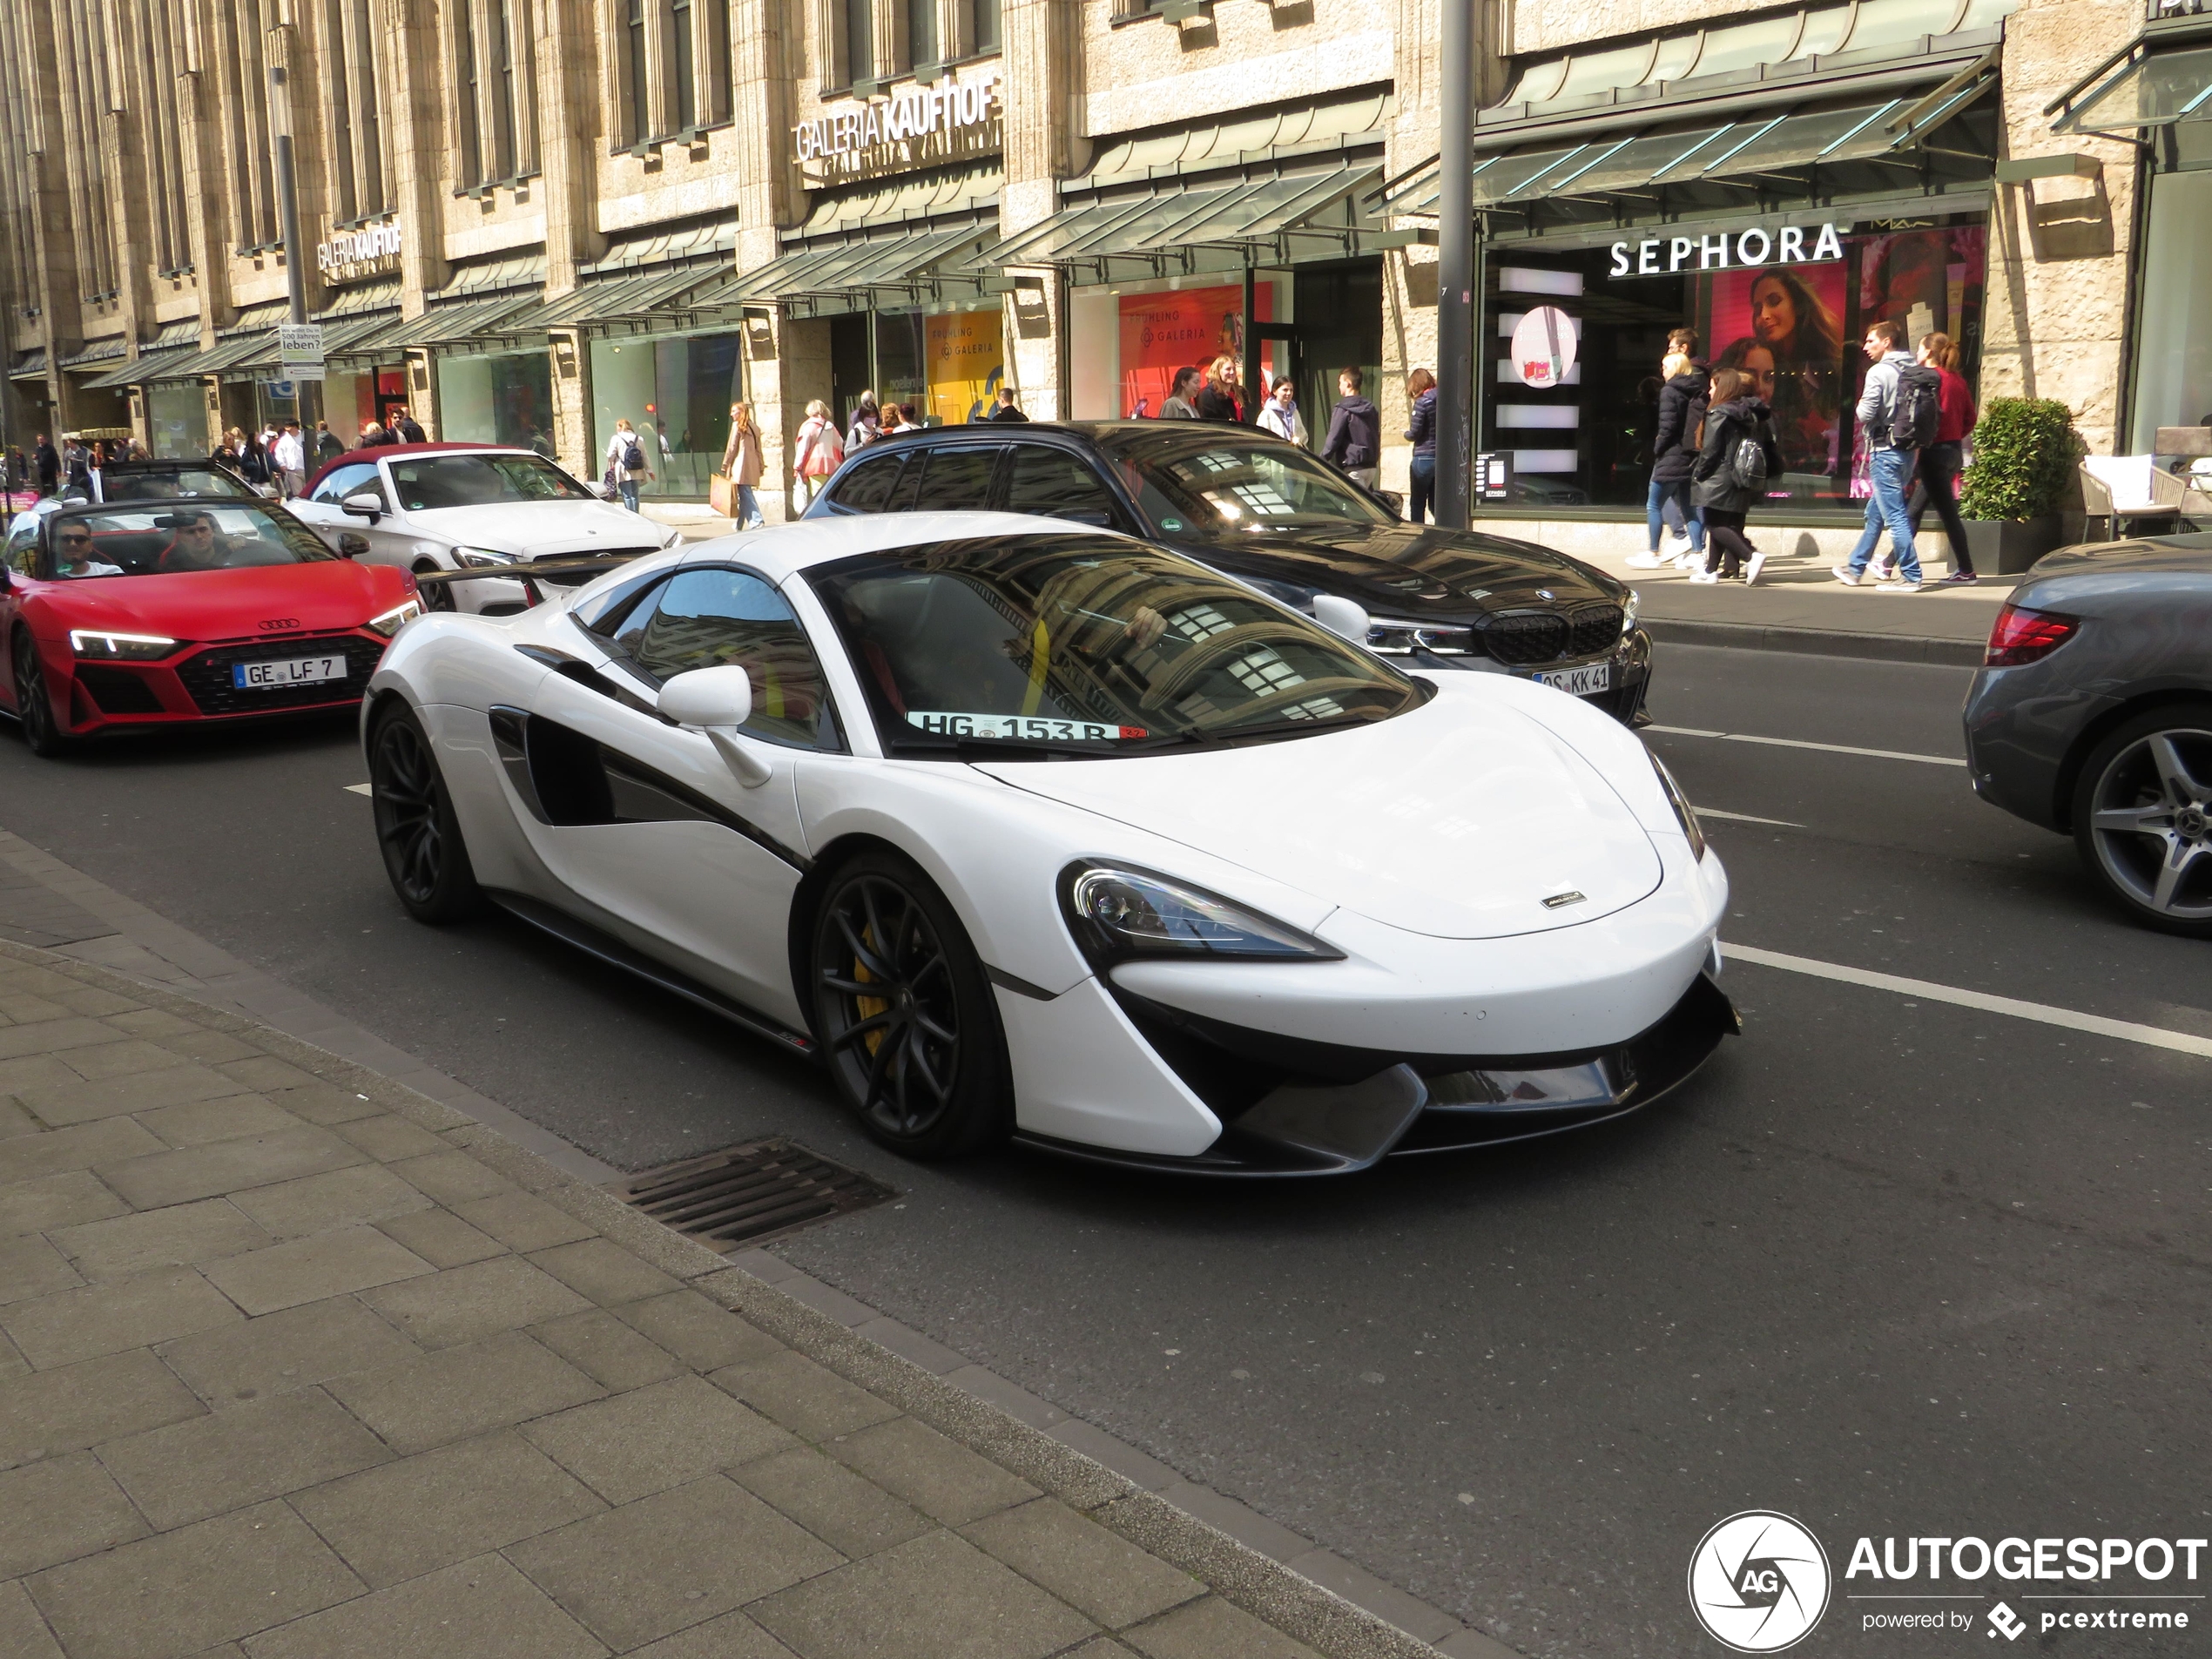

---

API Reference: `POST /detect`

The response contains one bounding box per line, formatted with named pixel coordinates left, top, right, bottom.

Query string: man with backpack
left=1833, top=318, right=1939, bottom=593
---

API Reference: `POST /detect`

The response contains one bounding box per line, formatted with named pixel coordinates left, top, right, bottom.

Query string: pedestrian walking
left=273, top=421, right=307, bottom=498
left=1630, top=350, right=1710, bottom=570
left=1321, top=368, right=1381, bottom=489
left=1257, top=376, right=1308, bottom=448
left=984, top=388, right=1028, bottom=423
left=33, top=435, right=59, bottom=497
left=62, top=437, right=91, bottom=495
left=389, top=405, right=426, bottom=444
left=1687, top=367, right=1782, bottom=586
left=878, top=403, right=922, bottom=435
left=1403, top=368, right=1437, bottom=523
left=1195, top=356, right=1243, bottom=423
left=314, top=421, right=344, bottom=464
left=355, top=418, right=391, bottom=449
left=846, top=392, right=880, bottom=452
left=604, top=418, right=651, bottom=511
left=721, top=401, right=765, bottom=529
left=1157, top=368, right=1202, bottom=420
left=238, top=429, right=273, bottom=494
left=1833, top=318, right=1938, bottom=592
left=792, top=400, right=843, bottom=513
left=1905, top=331, right=1979, bottom=587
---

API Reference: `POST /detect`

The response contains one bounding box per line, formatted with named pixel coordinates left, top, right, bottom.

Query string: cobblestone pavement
left=0, top=939, right=1443, bottom=1659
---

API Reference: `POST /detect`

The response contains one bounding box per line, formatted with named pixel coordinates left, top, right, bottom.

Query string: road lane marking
left=1696, top=806, right=1804, bottom=828
left=343, top=784, right=373, bottom=796
left=1723, top=942, right=2212, bottom=1060
left=1649, top=725, right=1966, bottom=768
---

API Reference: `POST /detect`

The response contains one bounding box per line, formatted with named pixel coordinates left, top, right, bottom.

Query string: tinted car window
left=910, top=446, right=1001, bottom=512
left=1003, top=447, right=1122, bottom=528
left=617, top=567, right=830, bottom=748
left=828, top=451, right=904, bottom=512
left=388, top=453, right=593, bottom=510
left=309, top=462, right=386, bottom=507
left=884, top=450, right=927, bottom=512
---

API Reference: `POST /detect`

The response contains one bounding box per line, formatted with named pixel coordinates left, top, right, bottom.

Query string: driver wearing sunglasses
left=52, top=523, right=123, bottom=578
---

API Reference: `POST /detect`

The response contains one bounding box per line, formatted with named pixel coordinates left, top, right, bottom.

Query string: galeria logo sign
left=1688, top=1512, right=1831, bottom=1652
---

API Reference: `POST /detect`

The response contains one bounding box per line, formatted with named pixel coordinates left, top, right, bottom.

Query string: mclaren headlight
left=1648, top=751, right=1706, bottom=861
left=1060, top=863, right=1345, bottom=965
left=70, top=630, right=176, bottom=660
left=453, top=546, right=518, bottom=568
left=366, top=599, right=422, bottom=638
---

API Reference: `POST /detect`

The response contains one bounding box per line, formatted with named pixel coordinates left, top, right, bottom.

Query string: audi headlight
left=70, top=630, right=176, bottom=660
left=453, top=546, right=518, bottom=568
left=365, top=600, right=422, bottom=638
left=1060, top=863, right=1344, bottom=964
left=1648, top=751, right=1706, bottom=861
left=1622, top=589, right=1641, bottom=636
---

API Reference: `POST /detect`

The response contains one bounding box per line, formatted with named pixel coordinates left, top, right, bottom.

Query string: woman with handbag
left=1687, top=367, right=1782, bottom=586
left=719, top=401, right=765, bottom=529
left=792, top=400, right=842, bottom=516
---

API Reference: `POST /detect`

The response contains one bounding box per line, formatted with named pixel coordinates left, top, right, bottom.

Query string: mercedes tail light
left=1985, top=603, right=2077, bottom=668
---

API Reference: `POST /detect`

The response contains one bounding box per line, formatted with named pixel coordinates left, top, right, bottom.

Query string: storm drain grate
left=611, top=1139, right=897, bottom=1251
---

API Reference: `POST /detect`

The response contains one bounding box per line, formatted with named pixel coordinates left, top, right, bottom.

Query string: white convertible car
left=366, top=513, right=1737, bottom=1175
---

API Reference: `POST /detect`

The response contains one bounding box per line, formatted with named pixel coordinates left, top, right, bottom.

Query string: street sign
left=276, top=322, right=325, bottom=381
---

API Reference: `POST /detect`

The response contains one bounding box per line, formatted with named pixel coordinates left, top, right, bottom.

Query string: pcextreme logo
left=1689, top=1511, right=1832, bottom=1652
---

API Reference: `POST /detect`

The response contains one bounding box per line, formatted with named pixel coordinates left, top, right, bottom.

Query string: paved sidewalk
left=0, top=939, right=1448, bottom=1659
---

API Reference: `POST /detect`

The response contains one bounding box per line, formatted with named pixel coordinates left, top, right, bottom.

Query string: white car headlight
left=70, top=630, right=176, bottom=660
left=453, top=546, right=518, bottom=568
left=1060, top=863, right=1344, bottom=964
left=366, top=600, right=422, bottom=638
left=1622, top=588, right=1641, bottom=635
left=1649, top=751, right=1706, bottom=861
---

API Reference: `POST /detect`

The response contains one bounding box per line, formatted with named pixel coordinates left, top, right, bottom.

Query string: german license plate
left=233, top=654, right=347, bottom=691
left=1530, top=662, right=1611, bottom=696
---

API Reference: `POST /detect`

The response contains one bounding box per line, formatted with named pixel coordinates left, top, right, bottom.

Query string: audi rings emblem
left=258, top=618, right=301, bottom=631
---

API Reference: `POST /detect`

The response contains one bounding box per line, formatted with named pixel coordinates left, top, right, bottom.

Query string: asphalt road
left=1, top=643, right=2205, bottom=1659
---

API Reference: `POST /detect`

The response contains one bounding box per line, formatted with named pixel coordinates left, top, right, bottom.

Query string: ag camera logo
left=1689, top=1511, right=1831, bottom=1652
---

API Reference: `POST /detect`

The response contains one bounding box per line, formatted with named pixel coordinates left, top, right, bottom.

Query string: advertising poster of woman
left=1117, top=286, right=1272, bottom=417
left=1705, top=264, right=1848, bottom=478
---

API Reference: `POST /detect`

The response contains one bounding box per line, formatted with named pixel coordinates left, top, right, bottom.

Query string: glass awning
left=732, top=225, right=995, bottom=307
left=386, top=293, right=544, bottom=348
left=2055, top=44, right=2212, bottom=134
left=1392, top=76, right=1993, bottom=213
left=538, top=264, right=731, bottom=328
left=82, top=346, right=195, bottom=390
left=969, top=165, right=1383, bottom=273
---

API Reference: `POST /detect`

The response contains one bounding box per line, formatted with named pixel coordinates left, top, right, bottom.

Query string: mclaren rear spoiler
left=409, top=551, right=652, bottom=610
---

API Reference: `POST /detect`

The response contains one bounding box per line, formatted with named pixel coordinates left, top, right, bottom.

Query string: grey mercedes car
left=1962, top=533, right=2212, bottom=936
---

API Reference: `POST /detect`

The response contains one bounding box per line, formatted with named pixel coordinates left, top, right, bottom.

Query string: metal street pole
left=1434, top=0, right=1475, bottom=528
left=269, top=54, right=322, bottom=431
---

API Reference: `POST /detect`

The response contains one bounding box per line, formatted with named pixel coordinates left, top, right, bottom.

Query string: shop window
left=590, top=333, right=746, bottom=500
left=1004, top=446, right=1123, bottom=527
left=1477, top=214, right=1988, bottom=513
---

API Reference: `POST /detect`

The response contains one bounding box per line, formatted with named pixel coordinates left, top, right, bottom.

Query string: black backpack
left=1890, top=363, right=1942, bottom=449
left=1726, top=428, right=1770, bottom=494
left=622, top=437, right=646, bottom=470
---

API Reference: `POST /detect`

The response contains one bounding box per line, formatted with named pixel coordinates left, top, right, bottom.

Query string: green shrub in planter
left=1959, top=397, right=2084, bottom=522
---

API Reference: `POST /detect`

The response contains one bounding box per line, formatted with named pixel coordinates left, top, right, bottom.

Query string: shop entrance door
left=829, top=315, right=869, bottom=430
left=1292, top=261, right=1383, bottom=442
left=1250, top=322, right=1301, bottom=429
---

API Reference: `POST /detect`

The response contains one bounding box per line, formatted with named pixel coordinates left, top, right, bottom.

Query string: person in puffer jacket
left=1688, top=367, right=1782, bottom=585
left=1631, top=351, right=1708, bottom=569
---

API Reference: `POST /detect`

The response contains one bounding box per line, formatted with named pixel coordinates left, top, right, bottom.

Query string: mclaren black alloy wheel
left=811, top=851, right=1010, bottom=1158
left=2072, top=701, right=2212, bottom=939
left=11, top=631, right=70, bottom=758
left=369, top=705, right=485, bottom=924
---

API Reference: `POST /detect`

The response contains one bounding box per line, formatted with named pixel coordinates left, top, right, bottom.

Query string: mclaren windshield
left=1096, top=429, right=1396, bottom=534
left=387, top=452, right=595, bottom=511
left=45, top=503, right=338, bottom=578
left=807, top=533, right=1420, bottom=759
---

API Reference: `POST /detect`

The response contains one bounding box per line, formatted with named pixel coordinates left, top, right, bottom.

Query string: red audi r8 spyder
left=1, top=499, right=421, bottom=755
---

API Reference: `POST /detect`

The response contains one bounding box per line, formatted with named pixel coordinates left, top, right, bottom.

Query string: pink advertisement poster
left=1117, top=286, right=1273, bottom=418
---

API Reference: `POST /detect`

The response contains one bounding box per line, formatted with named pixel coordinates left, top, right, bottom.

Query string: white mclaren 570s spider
left=365, top=511, right=1737, bottom=1175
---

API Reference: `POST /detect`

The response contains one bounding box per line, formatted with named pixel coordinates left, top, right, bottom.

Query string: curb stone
left=0, top=934, right=1499, bottom=1659
left=1642, top=616, right=1987, bottom=667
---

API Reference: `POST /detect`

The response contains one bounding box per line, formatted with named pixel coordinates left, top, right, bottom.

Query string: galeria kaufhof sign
left=793, top=71, right=1001, bottom=179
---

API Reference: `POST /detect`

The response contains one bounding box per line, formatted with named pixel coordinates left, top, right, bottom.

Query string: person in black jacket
left=1688, top=368, right=1782, bottom=585
left=1631, top=351, right=1708, bottom=570
left=1321, top=368, right=1381, bottom=488
left=1403, top=368, right=1437, bottom=523
left=1194, top=355, right=1243, bottom=423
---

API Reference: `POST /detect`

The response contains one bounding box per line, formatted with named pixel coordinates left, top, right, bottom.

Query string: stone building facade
left=0, top=0, right=2194, bottom=537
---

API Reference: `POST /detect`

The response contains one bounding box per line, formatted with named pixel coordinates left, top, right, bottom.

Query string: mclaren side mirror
left=1312, top=594, right=1372, bottom=646
left=337, top=533, right=370, bottom=559
left=658, top=665, right=772, bottom=787
left=340, top=491, right=382, bottom=523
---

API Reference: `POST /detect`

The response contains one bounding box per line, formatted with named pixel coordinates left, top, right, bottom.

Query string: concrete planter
left=1963, top=516, right=2062, bottom=576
